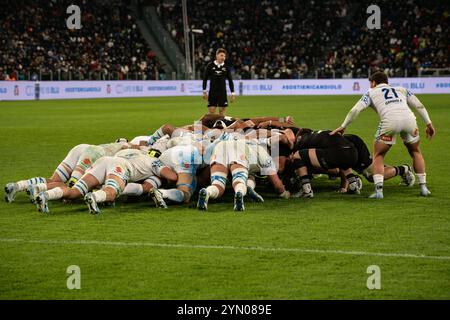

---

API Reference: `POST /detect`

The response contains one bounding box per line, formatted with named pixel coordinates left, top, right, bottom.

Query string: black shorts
left=208, top=94, right=228, bottom=107
left=314, top=146, right=358, bottom=170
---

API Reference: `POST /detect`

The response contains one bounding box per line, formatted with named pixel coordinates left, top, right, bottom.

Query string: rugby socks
left=44, top=187, right=64, bottom=200
left=346, top=174, right=361, bottom=193
left=206, top=185, right=220, bottom=199
left=234, top=182, right=247, bottom=196
left=394, top=165, right=407, bottom=177
left=16, top=177, right=46, bottom=191
left=92, top=190, right=107, bottom=203
left=148, top=126, right=164, bottom=145
left=231, top=168, right=248, bottom=196
left=299, top=175, right=312, bottom=194
left=122, top=183, right=144, bottom=196
left=373, top=174, right=384, bottom=191
left=417, top=173, right=431, bottom=196
left=247, top=179, right=256, bottom=190
left=70, top=170, right=83, bottom=182
left=160, top=189, right=185, bottom=203
left=33, top=183, right=48, bottom=193
left=417, top=173, right=427, bottom=185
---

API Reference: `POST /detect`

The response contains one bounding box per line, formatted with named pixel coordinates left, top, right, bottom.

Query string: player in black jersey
left=344, top=134, right=415, bottom=187
left=290, top=130, right=360, bottom=197
left=202, top=48, right=235, bottom=116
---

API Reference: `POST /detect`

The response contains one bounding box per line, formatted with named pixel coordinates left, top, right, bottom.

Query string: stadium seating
left=0, top=0, right=164, bottom=81
left=157, top=0, right=449, bottom=79
left=1, top=0, right=448, bottom=80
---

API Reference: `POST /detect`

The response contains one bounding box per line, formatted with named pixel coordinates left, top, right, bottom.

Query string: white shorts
left=61, top=144, right=90, bottom=169
left=159, top=145, right=201, bottom=174
left=210, top=140, right=249, bottom=168
left=375, top=117, right=419, bottom=145
left=76, top=145, right=106, bottom=171
left=86, top=156, right=130, bottom=184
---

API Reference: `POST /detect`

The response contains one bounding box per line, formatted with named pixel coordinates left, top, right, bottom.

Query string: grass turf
left=0, top=95, right=449, bottom=299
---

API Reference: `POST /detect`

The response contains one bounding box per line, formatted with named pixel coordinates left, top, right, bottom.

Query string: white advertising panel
left=0, top=78, right=449, bottom=101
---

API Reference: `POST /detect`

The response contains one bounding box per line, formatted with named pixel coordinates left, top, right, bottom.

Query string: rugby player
left=5, top=140, right=130, bottom=203
left=34, top=149, right=177, bottom=214
left=330, top=71, right=435, bottom=198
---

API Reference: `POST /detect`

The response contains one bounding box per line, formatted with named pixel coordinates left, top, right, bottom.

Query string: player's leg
left=363, top=164, right=415, bottom=186
left=4, top=145, right=85, bottom=203
left=5, top=176, right=47, bottom=203
left=405, top=140, right=430, bottom=196
left=148, top=124, right=175, bottom=145
left=219, top=107, right=226, bottom=117
left=218, top=94, right=228, bottom=117
left=122, top=176, right=161, bottom=197
left=84, top=174, right=126, bottom=214
left=197, top=163, right=228, bottom=211
left=247, top=175, right=264, bottom=203
left=369, top=141, right=391, bottom=199
left=230, top=163, right=248, bottom=211
left=34, top=173, right=100, bottom=214
left=68, top=146, right=105, bottom=187
left=153, top=173, right=195, bottom=208
left=25, top=144, right=92, bottom=203
left=291, top=149, right=315, bottom=198
left=208, top=94, right=218, bottom=115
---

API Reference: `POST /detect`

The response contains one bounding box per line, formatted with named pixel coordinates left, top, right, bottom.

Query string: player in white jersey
left=331, top=71, right=435, bottom=199
left=197, top=139, right=289, bottom=211
left=121, top=135, right=171, bottom=198
left=4, top=140, right=130, bottom=203
left=34, top=149, right=177, bottom=214
left=149, top=137, right=203, bottom=208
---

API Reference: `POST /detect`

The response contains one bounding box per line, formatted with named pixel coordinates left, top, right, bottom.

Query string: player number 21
left=382, top=88, right=399, bottom=100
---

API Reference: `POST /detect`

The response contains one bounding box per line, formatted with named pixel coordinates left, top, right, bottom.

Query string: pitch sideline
left=1, top=237, right=449, bottom=261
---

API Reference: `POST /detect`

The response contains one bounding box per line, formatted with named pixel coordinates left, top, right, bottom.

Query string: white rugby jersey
left=341, top=83, right=432, bottom=128
left=115, top=149, right=165, bottom=182
left=98, top=142, right=129, bottom=156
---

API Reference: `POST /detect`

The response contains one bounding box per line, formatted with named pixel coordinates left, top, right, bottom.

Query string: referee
left=202, top=48, right=235, bottom=116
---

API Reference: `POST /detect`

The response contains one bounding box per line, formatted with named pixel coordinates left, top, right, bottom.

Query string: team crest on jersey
left=82, top=158, right=91, bottom=165
left=115, top=166, right=123, bottom=173
left=151, top=160, right=163, bottom=170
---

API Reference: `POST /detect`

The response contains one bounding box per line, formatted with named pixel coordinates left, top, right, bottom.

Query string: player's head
left=215, top=48, right=227, bottom=63
left=369, top=71, right=388, bottom=88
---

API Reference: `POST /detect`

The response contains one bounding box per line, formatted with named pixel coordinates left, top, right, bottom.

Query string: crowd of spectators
left=0, top=0, right=165, bottom=81
left=157, top=0, right=449, bottom=79
left=1, top=0, right=448, bottom=80
left=318, top=0, right=449, bottom=78
left=157, top=0, right=349, bottom=79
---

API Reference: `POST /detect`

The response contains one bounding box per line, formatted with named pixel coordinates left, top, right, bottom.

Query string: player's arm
left=257, top=120, right=294, bottom=128
left=202, top=64, right=211, bottom=100
left=406, top=90, right=436, bottom=139
left=330, top=93, right=371, bottom=135
left=226, top=66, right=236, bottom=102
left=267, top=174, right=290, bottom=198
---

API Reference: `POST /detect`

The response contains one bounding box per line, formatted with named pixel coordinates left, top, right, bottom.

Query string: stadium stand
left=0, top=0, right=165, bottom=81
left=156, top=0, right=449, bottom=79
left=1, top=0, right=448, bottom=80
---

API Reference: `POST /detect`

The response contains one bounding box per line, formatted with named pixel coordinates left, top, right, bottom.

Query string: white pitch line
left=1, top=238, right=450, bottom=261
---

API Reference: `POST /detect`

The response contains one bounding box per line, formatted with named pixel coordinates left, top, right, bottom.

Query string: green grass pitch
left=0, top=94, right=449, bottom=299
